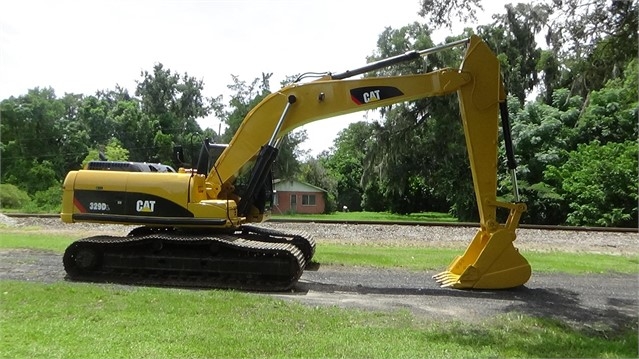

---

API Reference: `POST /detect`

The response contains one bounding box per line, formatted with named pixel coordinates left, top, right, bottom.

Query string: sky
left=0, top=0, right=510, bottom=156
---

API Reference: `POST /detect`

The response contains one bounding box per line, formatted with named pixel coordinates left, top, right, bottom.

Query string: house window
left=290, top=194, right=296, bottom=207
left=302, top=194, right=316, bottom=206
left=273, top=193, right=278, bottom=206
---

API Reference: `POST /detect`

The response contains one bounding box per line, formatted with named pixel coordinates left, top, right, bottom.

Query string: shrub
left=28, top=185, right=63, bottom=213
left=0, top=183, right=31, bottom=209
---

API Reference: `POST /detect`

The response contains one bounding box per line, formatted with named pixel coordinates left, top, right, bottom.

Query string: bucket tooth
left=432, top=272, right=462, bottom=288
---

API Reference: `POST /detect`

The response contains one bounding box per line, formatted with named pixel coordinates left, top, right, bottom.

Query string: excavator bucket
left=433, top=228, right=531, bottom=289
left=434, top=202, right=531, bottom=289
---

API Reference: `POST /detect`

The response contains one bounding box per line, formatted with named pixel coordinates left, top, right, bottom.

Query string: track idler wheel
left=63, top=242, right=102, bottom=277
left=288, top=235, right=315, bottom=263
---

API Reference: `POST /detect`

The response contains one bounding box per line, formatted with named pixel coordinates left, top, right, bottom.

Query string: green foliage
left=509, top=181, right=565, bottom=225
left=214, top=73, right=272, bottom=142
left=104, top=95, right=154, bottom=162
left=478, top=3, right=548, bottom=104
left=78, top=92, right=116, bottom=146
left=298, top=158, right=338, bottom=213
left=136, top=63, right=209, bottom=135
left=152, top=131, right=173, bottom=164
left=418, top=0, right=484, bottom=29
left=508, top=61, right=638, bottom=227
left=1, top=63, right=211, bottom=202
left=0, top=88, right=75, bottom=189
left=274, top=130, right=308, bottom=180
left=25, top=161, right=58, bottom=194
left=545, top=141, right=638, bottom=227
left=23, top=185, right=63, bottom=213
left=547, top=0, right=638, bottom=99
left=574, top=60, right=639, bottom=145
left=0, top=184, right=31, bottom=209
left=361, top=24, right=473, bottom=218
left=3, top=160, right=59, bottom=195
left=506, top=93, right=579, bottom=223
left=361, top=180, right=386, bottom=212
left=323, top=121, right=374, bottom=211
left=81, top=137, right=130, bottom=167
left=134, top=64, right=209, bottom=164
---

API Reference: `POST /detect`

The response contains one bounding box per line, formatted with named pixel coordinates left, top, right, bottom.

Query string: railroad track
left=3, top=213, right=637, bottom=233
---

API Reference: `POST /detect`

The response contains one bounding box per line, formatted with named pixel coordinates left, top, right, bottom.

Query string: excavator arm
left=208, top=35, right=530, bottom=289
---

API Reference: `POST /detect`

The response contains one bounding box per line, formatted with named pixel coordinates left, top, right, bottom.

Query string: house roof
left=273, top=179, right=327, bottom=193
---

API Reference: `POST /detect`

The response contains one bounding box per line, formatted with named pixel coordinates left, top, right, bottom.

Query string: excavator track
left=241, top=225, right=316, bottom=262
left=63, top=226, right=315, bottom=291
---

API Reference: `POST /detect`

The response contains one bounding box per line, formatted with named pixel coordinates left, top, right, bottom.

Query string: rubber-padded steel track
left=241, top=225, right=316, bottom=262
left=63, top=226, right=315, bottom=291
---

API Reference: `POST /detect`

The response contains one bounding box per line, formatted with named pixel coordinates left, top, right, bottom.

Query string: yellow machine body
left=62, top=170, right=240, bottom=228
left=61, top=35, right=531, bottom=289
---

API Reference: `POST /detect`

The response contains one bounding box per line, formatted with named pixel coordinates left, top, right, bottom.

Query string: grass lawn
left=1, top=281, right=637, bottom=359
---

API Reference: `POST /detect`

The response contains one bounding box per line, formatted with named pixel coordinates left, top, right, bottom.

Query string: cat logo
left=362, top=90, right=381, bottom=103
left=350, top=86, right=404, bottom=105
left=136, top=200, right=156, bottom=212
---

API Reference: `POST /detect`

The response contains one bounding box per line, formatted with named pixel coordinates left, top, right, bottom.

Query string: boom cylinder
left=268, top=95, right=296, bottom=146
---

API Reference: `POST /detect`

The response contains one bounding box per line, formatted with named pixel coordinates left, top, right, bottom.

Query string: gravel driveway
left=1, top=216, right=637, bottom=331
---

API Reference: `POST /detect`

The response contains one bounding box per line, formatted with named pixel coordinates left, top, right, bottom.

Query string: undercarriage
left=63, top=225, right=315, bottom=291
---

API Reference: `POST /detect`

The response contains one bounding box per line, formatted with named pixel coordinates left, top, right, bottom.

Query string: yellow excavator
left=61, top=35, right=531, bottom=291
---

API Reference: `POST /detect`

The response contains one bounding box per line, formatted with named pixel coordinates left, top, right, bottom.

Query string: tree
left=135, top=63, right=209, bottom=163
left=528, top=0, right=638, bottom=102
left=572, top=59, right=638, bottom=146
left=421, top=0, right=638, bottom=101
left=504, top=57, right=638, bottom=225
left=477, top=3, right=548, bottom=105
left=545, top=0, right=637, bottom=58
left=108, top=99, right=157, bottom=162
left=504, top=90, right=581, bottom=224
left=545, top=141, right=638, bottom=227
left=418, top=0, right=483, bottom=29
left=510, top=90, right=580, bottom=185
left=541, top=1, right=637, bottom=98
left=79, top=91, right=118, bottom=146
left=324, top=122, right=374, bottom=211
left=0, top=88, right=68, bottom=192
left=214, top=73, right=272, bottom=142
left=363, top=24, right=472, bottom=217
